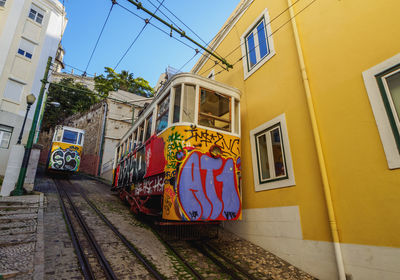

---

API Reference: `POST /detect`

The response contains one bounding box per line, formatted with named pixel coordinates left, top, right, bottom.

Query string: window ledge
left=26, top=17, right=43, bottom=28
left=16, top=53, right=33, bottom=62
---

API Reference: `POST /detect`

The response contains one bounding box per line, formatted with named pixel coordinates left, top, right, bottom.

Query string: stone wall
left=38, top=102, right=106, bottom=176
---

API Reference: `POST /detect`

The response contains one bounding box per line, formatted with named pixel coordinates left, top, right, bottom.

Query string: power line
left=114, top=0, right=165, bottom=70
left=83, top=1, right=116, bottom=75
left=151, top=0, right=220, bottom=56
left=213, top=0, right=317, bottom=78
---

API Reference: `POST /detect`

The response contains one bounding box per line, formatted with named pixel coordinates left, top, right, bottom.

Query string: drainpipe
left=287, top=1, right=346, bottom=279
left=97, top=101, right=108, bottom=176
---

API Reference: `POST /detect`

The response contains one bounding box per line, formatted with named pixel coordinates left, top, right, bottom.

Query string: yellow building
left=192, top=0, right=400, bottom=279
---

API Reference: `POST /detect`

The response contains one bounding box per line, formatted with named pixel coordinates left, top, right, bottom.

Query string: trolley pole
left=11, top=56, right=52, bottom=196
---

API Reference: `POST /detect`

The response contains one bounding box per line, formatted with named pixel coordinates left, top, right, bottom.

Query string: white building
left=0, top=0, right=66, bottom=175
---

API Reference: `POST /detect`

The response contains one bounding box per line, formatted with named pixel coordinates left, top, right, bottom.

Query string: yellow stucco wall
left=195, top=0, right=400, bottom=248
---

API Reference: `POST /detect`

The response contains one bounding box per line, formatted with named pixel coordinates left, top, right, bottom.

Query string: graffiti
left=49, top=147, right=81, bottom=171
left=166, top=128, right=184, bottom=169
left=177, top=151, right=241, bottom=221
left=134, top=174, right=164, bottom=196
left=184, top=126, right=240, bottom=156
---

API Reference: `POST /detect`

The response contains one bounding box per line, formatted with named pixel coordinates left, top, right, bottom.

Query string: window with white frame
left=240, top=9, right=275, bottom=80
left=0, top=0, right=7, bottom=8
left=0, top=125, right=13, bottom=149
left=3, top=79, right=24, bottom=102
left=28, top=4, right=44, bottom=24
left=250, top=114, right=295, bottom=191
left=363, top=53, right=400, bottom=169
left=17, top=38, right=35, bottom=59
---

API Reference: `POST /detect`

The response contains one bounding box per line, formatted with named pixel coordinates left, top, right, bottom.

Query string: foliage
left=94, top=67, right=154, bottom=97
left=41, top=78, right=99, bottom=131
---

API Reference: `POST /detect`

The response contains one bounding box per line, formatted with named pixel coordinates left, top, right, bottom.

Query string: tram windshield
left=199, top=88, right=231, bottom=131
left=62, top=129, right=83, bottom=145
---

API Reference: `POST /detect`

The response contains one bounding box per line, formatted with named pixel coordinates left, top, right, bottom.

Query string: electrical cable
left=64, top=63, right=95, bottom=76
left=83, top=1, right=115, bottom=75
left=114, top=0, right=165, bottom=70
left=212, top=0, right=317, bottom=78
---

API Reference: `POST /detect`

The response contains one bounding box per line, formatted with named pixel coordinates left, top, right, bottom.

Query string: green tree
left=41, top=78, right=99, bottom=131
left=94, top=67, right=154, bottom=97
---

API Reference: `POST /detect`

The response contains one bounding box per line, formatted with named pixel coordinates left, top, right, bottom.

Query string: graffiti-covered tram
left=113, top=73, right=241, bottom=222
left=47, top=125, right=85, bottom=172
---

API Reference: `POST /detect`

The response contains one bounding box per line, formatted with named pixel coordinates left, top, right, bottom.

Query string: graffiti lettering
left=189, top=211, right=198, bottom=219
left=178, top=152, right=240, bottom=221
left=49, top=147, right=80, bottom=171
left=134, top=174, right=164, bottom=196
left=184, top=127, right=239, bottom=156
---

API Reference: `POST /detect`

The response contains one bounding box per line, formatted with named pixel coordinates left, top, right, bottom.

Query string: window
left=156, top=94, right=170, bottom=133
left=240, top=9, right=275, bottom=80
left=17, top=39, right=35, bottom=59
left=144, top=114, right=153, bottom=142
left=198, top=88, right=231, bottom=131
left=3, top=79, right=24, bottom=102
left=77, top=132, right=83, bottom=146
left=173, top=85, right=181, bottom=123
left=137, top=122, right=144, bottom=146
left=62, top=130, right=78, bottom=144
left=0, top=125, right=13, bottom=149
left=0, top=0, right=6, bottom=8
left=28, top=4, right=44, bottom=24
left=363, top=53, right=400, bottom=169
left=250, top=114, right=295, bottom=191
left=182, top=84, right=196, bottom=123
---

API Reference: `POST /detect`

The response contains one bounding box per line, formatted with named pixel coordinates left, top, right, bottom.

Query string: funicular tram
left=112, top=73, right=241, bottom=223
left=47, top=125, right=85, bottom=172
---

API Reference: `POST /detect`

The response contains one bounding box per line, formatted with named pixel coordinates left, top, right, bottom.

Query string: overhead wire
left=114, top=0, right=165, bottom=70
left=83, top=1, right=116, bottom=75
left=116, top=2, right=219, bottom=66
left=204, top=0, right=314, bottom=77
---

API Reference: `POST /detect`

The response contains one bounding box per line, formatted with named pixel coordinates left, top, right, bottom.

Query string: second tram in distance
left=47, top=125, right=85, bottom=172
left=113, top=73, right=241, bottom=222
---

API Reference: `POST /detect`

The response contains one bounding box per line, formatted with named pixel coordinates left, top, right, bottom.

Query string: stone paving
left=0, top=194, right=43, bottom=279
left=1, top=169, right=318, bottom=279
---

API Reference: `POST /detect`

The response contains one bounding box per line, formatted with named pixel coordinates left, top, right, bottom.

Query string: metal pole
left=16, top=104, right=32, bottom=145
left=11, top=56, right=52, bottom=196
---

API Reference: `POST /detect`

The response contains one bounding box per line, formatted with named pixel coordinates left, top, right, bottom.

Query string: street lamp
left=17, top=94, right=36, bottom=145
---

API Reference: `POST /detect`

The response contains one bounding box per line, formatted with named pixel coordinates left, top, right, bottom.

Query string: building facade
left=0, top=0, right=66, bottom=175
left=38, top=89, right=151, bottom=181
left=192, top=0, right=400, bottom=279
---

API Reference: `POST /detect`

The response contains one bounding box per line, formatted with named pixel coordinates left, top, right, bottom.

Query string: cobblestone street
left=0, top=169, right=317, bottom=279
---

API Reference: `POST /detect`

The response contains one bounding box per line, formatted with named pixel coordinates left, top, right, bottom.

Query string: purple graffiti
left=178, top=152, right=241, bottom=221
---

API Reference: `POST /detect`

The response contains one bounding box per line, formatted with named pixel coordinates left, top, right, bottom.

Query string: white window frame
left=363, top=53, right=400, bottom=169
left=0, top=125, right=13, bottom=149
left=250, top=113, right=295, bottom=191
left=28, top=4, right=45, bottom=24
left=0, top=0, right=7, bottom=8
left=240, top=8, right=275, bottom=80
left=17, top=38, right=35, bottom=60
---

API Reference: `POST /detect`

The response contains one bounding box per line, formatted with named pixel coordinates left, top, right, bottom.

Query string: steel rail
left=190, top=241, right=244, bottom=280
left=57, top=180, right=118, bottom=280
left=76, top=189, right=165, bottom=280
left=203, top=242, right=260, bottom=280
left=54, top=179, right=95, bottom=280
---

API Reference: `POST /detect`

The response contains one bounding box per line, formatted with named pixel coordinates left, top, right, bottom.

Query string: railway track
left=54, top=178, right=164, bottom=280
left=148, top=221, right=259, bottom=280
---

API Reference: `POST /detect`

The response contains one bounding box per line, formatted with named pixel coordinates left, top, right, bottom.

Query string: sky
left=60, top=0, right=241, bottom=87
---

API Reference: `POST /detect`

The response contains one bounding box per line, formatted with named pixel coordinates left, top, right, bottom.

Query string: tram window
left=54, top=128, right=62, bottom=142
left=62, top=130, right=78, bottom=144
left=137, top=122, right=144, bottom=146
left=173, top=85, right=181, bottom=123
left=128, top=135, right=132, bottom=152
left=234, top=99, right=240, bottom=134
left=156, top=94, right=170, bottom=133
left=77, top=133, right=83, bottom=146
left=182, top=84, right=196, bottom=123
left=132, top=130, right=137, bottom=150
left=144, top=114, right=153, bottom=142
left=199, top=88, right=231, bottom=131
